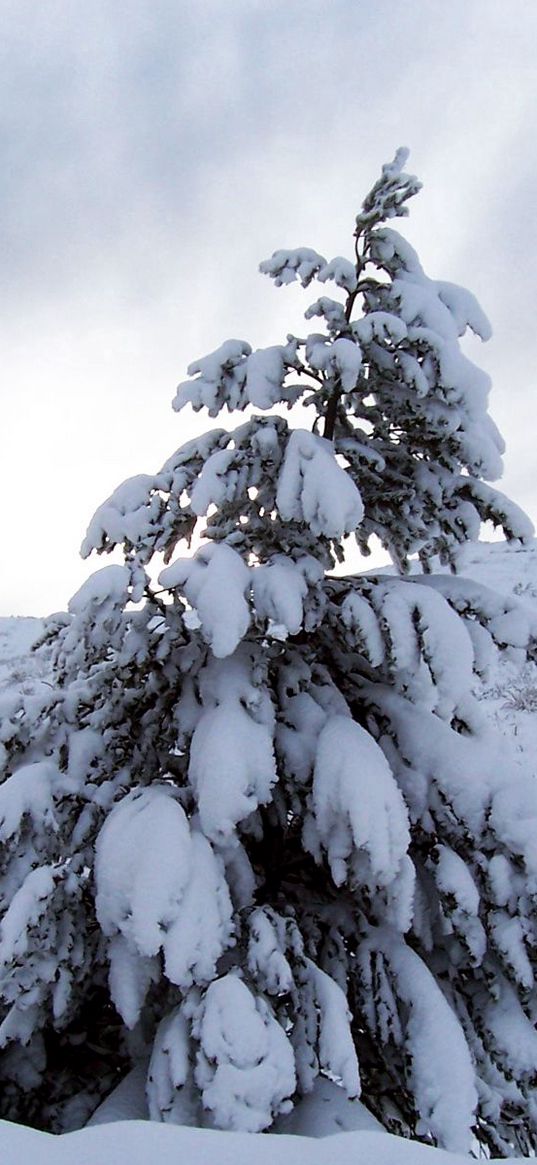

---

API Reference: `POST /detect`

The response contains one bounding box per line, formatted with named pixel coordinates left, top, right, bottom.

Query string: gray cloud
left=1, top=0, right=536, bottom=613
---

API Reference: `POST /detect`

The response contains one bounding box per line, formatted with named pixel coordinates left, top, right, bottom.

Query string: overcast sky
left=2, top=0, right=536, bottom=615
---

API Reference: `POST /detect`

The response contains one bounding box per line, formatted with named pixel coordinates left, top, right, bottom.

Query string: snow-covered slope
left=452, top=540, right=537, bottom=762
left=369, top=539, right=537, bottom=767
left=0, top=1118, right=527, bottom=1165
left=0, top=616, right=45, bottom=688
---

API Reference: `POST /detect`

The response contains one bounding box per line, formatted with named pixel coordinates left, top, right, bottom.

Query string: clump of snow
left=304, top=297, right=347, bottom=331
left=186, top=449, right=237, bottom=516
left=95, top=787, right=234, bottom=1012
left=80, top=475, right=162, bottom=559
left=0, top=865, right=57, bottom=969
left=309, top=715, right=410, bottom=899
left=147, top=1008, right=199, bottom=1126
left=247, top=908, right=295, bottom=995
left=193, top=973, right=296, bottom=1132
left=252, top=555, right=323, bottom=638
left=159, top=544, right=251, bottom=658
left=259, top=248, right=327, bottom=288
left=188, top=651, right=277, bottom=841
left=173, top=339, right=251, bottom=415
left=353, top=311, right=407, bottom=346
left=245, top=339, right=300, bottom=409
left=304, top=960, right=360, bottom=1098
left=95, top=787, right=193, bottom=958
left=68, top=564, right=131, bottom=615
left=305, top=334, right=362, bottom=390
left=358, top=932, right=477, bottom=1153
left=317, top=256, right=358, bottom=294
left=0, top=761, right=61, bottom=842
left=276, top=429, right=364, bottom=537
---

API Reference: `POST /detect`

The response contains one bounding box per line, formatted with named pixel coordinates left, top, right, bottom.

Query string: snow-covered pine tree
left=1, top=149, right=537, bottom=1155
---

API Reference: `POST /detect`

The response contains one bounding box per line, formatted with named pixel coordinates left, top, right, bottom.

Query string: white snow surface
left=0, top=1116, right=531, bottom=1165
left=252, top=554, right=323, bottom=637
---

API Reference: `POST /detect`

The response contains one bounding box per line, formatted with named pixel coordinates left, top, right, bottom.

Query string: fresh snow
left=3, top=540, right=535, bottom=1160
left=276, top=428, right=364, bottom=537
left=0, top=1116, right=533, bottom=1165
left=159, top=543, right=251, bottom=658
left=2, top=542, right=537, bottom=1160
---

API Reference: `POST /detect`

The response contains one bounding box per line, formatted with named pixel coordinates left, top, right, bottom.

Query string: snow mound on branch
left=68, top=564, right=131, bottom=615
left=368, top=227, right=491, bottom=343
left=245, top=339, right=300, bottom=409
left=459, top=479, right=534, bottom=543
left=310, top=716, right=410, bottom=896
left=259, top=247, right=327, bottom=287
left=252, top=555, right=323, bottom=637
left=317, top=256, right=357, bottom=293
left=159, top=543, right=251, bottom=658
left=0, top=865, right=57, bottom=969
left=147, top=1007, right=200, bottom=1126
left=481, top=973, right=537, bottom=1079
left=305, top=335, right=362, bottom=390
left=95, top=787, right=192, bottom=956
left=188, top=652, right=277, bottom=841
left=435, top=281, right=491, bottom=341
left=276, top=429, right=364, bottom=537
left=0, top=761, right=61, bottom=842
left=189, top=448, right=236, bottom=514
left=194, top=974, right=296, bottom=1132
left=304, top=960, right=360, bottom=1098
left=174, top=339, right=251, bottom=415
left=304, top=296, right=348, bottom=330
left=80, top=474, right=161, bottom=558
left=353, top=311, right=407, bottom=346
left=376, top=579, right=476, bottom=716
left=95, top=788, right=234, bottom=1010
left=358, top=931, right=477, bottom=1153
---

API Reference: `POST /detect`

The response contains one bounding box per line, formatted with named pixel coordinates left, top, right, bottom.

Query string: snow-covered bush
left=1, top=150, right=537, bottom=1156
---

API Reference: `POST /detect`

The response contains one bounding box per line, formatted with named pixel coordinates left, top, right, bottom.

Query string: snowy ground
left=0, top=616, right=45, bottom=688
left=1, top=540, right=537, bottom=1163
left=441, top=541, right=537, bottom=766
left=0, top=1117, right=500, bottom=1165
left=375, top=539, right=537, bottom=770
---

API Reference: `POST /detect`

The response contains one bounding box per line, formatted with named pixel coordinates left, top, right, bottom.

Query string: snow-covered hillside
left=406, top=539, right=537, bottom=763
left=458, top=541, right=537, bottom=760
left=0, top=1117, right=515, bottom=1165
left=1, top=540, right=537, bottom=1164
left=0, top=617, right=45, bottom=687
